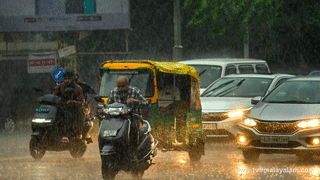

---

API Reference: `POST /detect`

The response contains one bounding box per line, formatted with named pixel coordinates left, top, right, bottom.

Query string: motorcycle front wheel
left=29, top=136, right=46, bottom=160
left=101, top=156, right=117, bottom=180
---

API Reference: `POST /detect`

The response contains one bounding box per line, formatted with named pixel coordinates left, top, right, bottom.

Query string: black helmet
left=63, top=70, right=75, bottom=78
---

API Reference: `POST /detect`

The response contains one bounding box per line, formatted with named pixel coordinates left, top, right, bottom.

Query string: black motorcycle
left=29, top=91, right=93, bottom=160
left=97, top=102, right=158, bottom=180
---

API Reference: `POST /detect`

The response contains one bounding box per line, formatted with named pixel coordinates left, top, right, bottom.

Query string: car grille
left=250, top=140, right=302, bottom=148
left=254, top=120, right=298, bottom=134
left=202, top=112, right=228, bottom=122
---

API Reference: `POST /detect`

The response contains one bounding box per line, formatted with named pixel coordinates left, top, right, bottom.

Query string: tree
left=184, top=0, right=320, bottom=69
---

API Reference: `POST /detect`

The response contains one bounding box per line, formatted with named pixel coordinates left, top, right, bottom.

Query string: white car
left=237, top=76, right=320, bottom=161
left=179, top=58, right=270, bottom=94
left=200, top=73, right=295, bottom=139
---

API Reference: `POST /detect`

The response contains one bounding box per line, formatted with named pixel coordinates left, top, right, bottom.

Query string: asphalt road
left=1, top=130, right=320, bottom=180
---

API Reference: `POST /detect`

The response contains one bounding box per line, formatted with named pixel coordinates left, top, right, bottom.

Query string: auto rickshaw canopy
left=99, top=60, right=200, bottom=82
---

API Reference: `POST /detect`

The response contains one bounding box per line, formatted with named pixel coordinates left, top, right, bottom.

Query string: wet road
left=1, top=130, right=320, bottom=180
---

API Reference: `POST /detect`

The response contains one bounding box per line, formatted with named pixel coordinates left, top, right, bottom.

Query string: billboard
left=28, top=52, right=57, bottom=73
left=0, top=0, right=130, bottom=32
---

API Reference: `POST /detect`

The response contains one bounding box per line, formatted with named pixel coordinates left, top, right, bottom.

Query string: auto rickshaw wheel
left=188, top=138, right=204, bottom=163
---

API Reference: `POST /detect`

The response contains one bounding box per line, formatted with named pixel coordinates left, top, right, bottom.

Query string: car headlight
left=227, top=107, right=252, bottom=118
left=297, top=119, right=320, bottom=129
left=32, top=118, right=52, bottom=123
left=242, top=118, right=257, bottom=127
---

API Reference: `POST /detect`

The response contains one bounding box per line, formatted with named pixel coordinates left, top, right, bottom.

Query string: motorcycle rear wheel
left=29, top=136, right=46, bottom=160
left=70, top=140, right=87, bottom=158
left=132, top=168, right=145, bottom=180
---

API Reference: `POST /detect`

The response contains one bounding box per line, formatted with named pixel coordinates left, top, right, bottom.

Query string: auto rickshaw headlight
left=297, top=119, right=320, bottom=129
left=242, top=118, right=257, bottom=127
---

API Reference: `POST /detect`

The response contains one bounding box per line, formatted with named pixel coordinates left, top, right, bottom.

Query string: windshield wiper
left=198, top=69, right=207, bottom=77
left=201, top=80, right=235, bottom=96
left=215, top=79, right=246, bottom=97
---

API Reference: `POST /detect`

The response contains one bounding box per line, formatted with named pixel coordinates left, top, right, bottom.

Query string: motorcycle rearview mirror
left=94, top=95, right=104, bottom=103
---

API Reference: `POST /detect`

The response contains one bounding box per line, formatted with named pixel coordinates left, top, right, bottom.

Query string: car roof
left=221, top=73, right=295, bottom=79
left=179, top=58, right=268, bottom=66
left=287, top=76, right=320, bottom=81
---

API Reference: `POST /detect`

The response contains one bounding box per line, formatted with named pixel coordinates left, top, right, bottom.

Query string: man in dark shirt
left=107, top=76, right=149, bottom=159
left=53, top=70, right=85, bottom=139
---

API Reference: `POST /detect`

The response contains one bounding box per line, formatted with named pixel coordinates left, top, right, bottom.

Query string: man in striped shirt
left=107, top=76, right=149, bottom=159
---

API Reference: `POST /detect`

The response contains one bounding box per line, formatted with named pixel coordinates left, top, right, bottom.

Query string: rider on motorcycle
left=53, top=70, right=85, bottom=139
left=106, top=76, right=150, bottom=159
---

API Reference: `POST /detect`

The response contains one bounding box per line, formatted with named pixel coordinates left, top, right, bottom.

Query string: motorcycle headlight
left=103, top=130, right=118, bottom=137
left=297, top=119, right=320, bottom=129
left=32, top=118, right=52, bottom=123
left=103, top=107, right=128, bottom=115
left=242, top=118, right=257, bottom=127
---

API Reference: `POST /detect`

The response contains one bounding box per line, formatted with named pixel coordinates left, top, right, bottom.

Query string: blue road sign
left=51, top=68, right=64, bottom=82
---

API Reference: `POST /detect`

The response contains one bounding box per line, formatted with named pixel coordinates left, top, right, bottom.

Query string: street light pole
left=173, top=0, right=182, bottom=62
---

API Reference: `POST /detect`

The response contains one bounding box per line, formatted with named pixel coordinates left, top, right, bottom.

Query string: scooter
left=29, top=90, right=93, bottom=160
left=98, top=102, right=158, bottom=180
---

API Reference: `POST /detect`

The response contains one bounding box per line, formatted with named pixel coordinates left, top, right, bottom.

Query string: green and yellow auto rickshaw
left=95, top=60, right=205, bottom=162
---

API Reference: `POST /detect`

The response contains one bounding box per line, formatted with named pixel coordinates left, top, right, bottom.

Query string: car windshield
left=191, top=65, right=222, bottom=88
left=263, top=80, right=320, bottom=104
left=201, top=77, right=272, bottom=97
left=99, top=70, right=154, bottom=97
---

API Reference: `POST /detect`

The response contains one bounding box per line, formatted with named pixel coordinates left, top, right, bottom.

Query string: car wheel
left=4, top=118, right=15, bottom=135
left=296, top=153, right=313, bottom=161
left=242, top=149, right=260, bottom=161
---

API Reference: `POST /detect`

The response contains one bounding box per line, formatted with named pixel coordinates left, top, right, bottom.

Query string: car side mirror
left=251, top=96, right=262, bottom=105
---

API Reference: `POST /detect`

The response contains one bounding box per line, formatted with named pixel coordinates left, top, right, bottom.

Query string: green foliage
left=184, top=0, right=320, bottom=69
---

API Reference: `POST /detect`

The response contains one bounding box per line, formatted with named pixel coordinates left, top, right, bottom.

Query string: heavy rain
left=1, top=0, right=320, bottom=180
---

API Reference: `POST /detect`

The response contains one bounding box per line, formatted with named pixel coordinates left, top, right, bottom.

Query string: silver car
left=237, top=76, right=320, bottom=161
left=201, top=74, right=295, bottom=139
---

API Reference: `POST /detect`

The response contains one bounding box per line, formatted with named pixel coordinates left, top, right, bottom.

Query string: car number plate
left=260, top=136, right=289, bottom=144
left=202, top=123, right=217, bottom=130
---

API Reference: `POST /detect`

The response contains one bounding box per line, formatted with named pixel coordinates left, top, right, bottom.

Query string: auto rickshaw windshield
left=99, top=69, right=155, bottom=97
